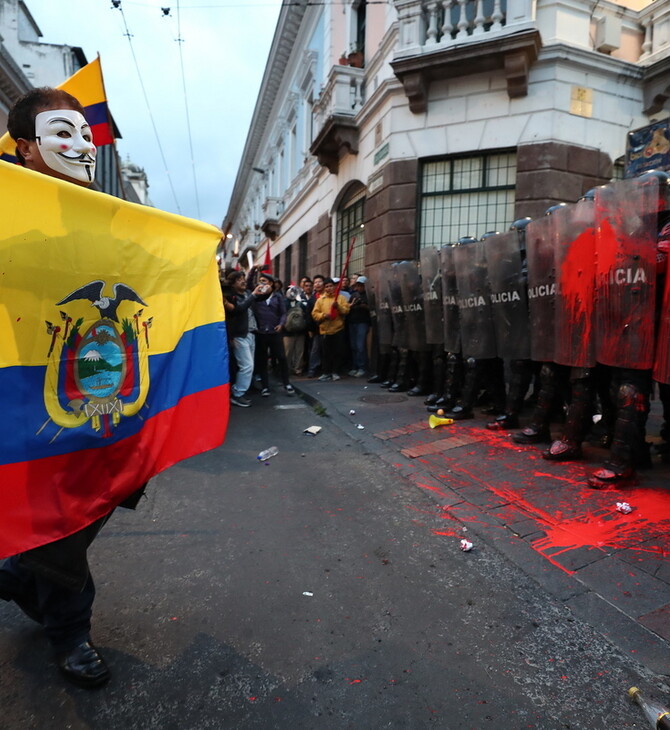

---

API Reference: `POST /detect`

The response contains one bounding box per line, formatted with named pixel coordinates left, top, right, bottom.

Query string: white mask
left=34, top=109, right=97, bottom=183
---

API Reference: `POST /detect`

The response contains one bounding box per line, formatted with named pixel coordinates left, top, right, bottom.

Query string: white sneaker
left=331, top=374, right=341, bottom=381
left=348, top=369, right=358, bottom=376
left=354, top=369, right=366, bottom=377
left=318, top=374, right=332, bottom=382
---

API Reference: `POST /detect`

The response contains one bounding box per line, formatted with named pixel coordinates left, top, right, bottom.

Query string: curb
left=293, top=381, right=670, bottom=677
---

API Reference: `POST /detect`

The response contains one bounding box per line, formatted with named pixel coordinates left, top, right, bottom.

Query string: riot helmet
left=509, top=217, right=532, bottom=231
left=545, top=203, right=568, bottom=216
left=457, top=236, right=478, bottom=246
left=479, top=231, right=500, bottom=241
left=578, top=188, right=597, bottom=202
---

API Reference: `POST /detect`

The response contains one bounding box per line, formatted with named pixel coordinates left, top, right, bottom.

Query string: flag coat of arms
left=0, top=162, right=229, bottom=558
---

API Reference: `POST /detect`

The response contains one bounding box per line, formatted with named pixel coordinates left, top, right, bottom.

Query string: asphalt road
left=0, top=391, right=667, bottom=729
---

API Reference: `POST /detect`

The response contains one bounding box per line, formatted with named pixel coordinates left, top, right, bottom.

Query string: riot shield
left=389, top=263, right=407, bottom=349
left=484, top=231, right=530, bottom=360
left=440, top=245, right=461, bottom=353
left=374, top=263, right=394, bottom=348
left=594, top=178, right=658, bottom=369
left=525, top=214, right=557, bottom=362
left=453, top=240, right=497, bottom=359
left=397, top=260, right=427, bottom=352
left=654, top=253, right=670, bottom=384
left=419, top=247, right=443, bottom=345
left=554, top=199, right=596, bottom=368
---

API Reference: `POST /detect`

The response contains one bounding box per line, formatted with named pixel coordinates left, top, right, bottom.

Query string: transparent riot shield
left=554, top=199, right=596, bottom=368
left=654, top=253, right=670, bottom=384
left=525, top=214, right=557, bottom=362
left=595, top=178, right=658, bottom=369
left=453, top=240, right=497, bottom=360
left=374, top=263, right=394, bottom=348
left=419, top=247, right=443, bottom=346
left=389, top=263, right=408, bottom=349
left=440, top=245, right=461, bottom=354
left=397, top=260, right=427, bottom=352
left=484, top=231, right=530, bottom=360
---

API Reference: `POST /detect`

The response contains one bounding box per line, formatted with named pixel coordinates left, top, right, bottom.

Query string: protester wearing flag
left=0, top=87, right=228, bottom=688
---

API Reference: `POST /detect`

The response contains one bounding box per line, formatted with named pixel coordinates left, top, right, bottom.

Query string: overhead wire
left=173, top=0, right=202, bottom=219
left=112, top=0, right=183, bottom=214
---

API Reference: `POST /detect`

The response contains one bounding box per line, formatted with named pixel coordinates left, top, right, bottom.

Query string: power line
left=174, top=0, right=202, bottom=219
left=113, top=0, right=183, bottom=214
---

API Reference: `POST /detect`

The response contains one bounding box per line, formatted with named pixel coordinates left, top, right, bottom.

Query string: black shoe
left=388, top=383, right=407, bottom=393
left=380, top=380, right=392, bottom=388
left=230, top=395, right=251, bottom=407
left=512, top=427, right=551, bottom=444
left=542, top=440, right=582, bottom=461
left=407, top=386, right=426, bottom=396
left=486, top=414, right=519, bottom=431
left=446, top=405, right=473, bottom=421
left=424, top=393, right=440, bottom=405
left=367, top=374, right=383, bottom=384
left=58, top=641, right=110, bottom=689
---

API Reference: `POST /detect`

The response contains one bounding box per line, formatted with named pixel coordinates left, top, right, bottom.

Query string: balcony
left=639, top=1, right=670, bottom=115
left=310, top=64, right=365, bottom=174
left=391, top=0, right=540, bottom=112
left=261, top=196, right=284, bottom=240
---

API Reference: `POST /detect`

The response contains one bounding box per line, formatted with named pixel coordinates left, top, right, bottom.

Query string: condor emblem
left=40, top=281, right=152, bottom=441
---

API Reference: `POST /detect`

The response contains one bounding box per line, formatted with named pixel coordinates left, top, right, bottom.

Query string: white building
left=223, top=0, right=670, bottom=284
left=0, top=0, right=152, bottom=204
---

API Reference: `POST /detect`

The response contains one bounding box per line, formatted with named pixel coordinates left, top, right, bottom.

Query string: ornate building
left=223, top=0, right=670, bottom=284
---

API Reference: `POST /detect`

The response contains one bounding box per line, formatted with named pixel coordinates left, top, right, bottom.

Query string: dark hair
left=300, top=276, right=312, bottom=284
left=323, top=277, right=335, bottom=286
left=313, top=274, right=325, bottom=282
left=226, top=271, right=246, bottom=285
left=8, top=87, right=85, bottom=165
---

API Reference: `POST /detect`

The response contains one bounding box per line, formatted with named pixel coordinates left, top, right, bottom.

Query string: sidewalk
left=292, top=374, right=670, bottom=677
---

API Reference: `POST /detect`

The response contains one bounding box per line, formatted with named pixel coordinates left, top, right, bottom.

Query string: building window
left=419, top=150, right=516, bottom=248
left=336, top=188, right=366, bottom=276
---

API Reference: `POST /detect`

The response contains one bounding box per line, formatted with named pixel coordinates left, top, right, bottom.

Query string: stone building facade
left=223, top=0, right=670, bottom=285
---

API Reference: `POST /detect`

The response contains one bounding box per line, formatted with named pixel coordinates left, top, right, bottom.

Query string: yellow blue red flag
left=0, top=56, right=114, bottom=163
left=0, top=161, right=229, bottom=557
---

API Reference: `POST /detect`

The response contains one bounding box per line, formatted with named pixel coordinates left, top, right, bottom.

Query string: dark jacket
left=347, top=289, right=371, bottom=325
left=252, top=291, right=287, bottom=334
left=225, top=288, right=258, bottom=339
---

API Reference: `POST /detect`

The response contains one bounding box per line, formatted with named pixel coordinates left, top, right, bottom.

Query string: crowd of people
left=221, top=268, right=371, bottom=407
left=222, top=172, right=670, bottom=496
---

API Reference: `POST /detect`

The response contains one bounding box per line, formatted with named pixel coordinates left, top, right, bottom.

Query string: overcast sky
left=25, top=0, right=283, bottom=227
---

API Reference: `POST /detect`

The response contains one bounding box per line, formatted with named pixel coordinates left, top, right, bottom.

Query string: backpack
left=285, top=303, right=307, bottom=333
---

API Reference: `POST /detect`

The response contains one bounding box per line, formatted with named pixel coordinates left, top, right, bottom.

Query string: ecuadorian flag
left=0, top=162, right=229, bottom=558
left=0, top=56, right=114, bottom=163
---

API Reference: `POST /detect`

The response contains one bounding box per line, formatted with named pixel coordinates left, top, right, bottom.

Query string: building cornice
left=223, top=5, right=308, bottom=228
left=0, top=39, right=32, bottom=109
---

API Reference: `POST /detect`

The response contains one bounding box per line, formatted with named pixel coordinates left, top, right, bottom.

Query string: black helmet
left=457, top=236, right=477, bottom=246
left=509, top=217, right=532, bottom=231
left=479, top=230, right=500, bottom=241
left=545, top=202, right=568, bottom=216
left=638, top=169, right=670, bottom=186
left=578, top=188, right=597, bottom=202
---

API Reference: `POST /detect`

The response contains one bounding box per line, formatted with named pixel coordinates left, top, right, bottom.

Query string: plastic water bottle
left=628, top=687, right=670, bottom=729
left=257, top=446, right=279, bottom=462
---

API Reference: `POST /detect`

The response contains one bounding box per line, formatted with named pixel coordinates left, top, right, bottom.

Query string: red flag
left=262, top=240, right=272, bottom=273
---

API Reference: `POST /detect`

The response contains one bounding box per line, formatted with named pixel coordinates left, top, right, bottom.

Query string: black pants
left=0, top=555, right=95, bottom=653
left=255, top=332, right=289, bottom=388
left=322, top=330, right=345, bottom=375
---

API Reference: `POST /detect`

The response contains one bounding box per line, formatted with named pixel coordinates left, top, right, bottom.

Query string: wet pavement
left=293, top=374, right=670, bottom=677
